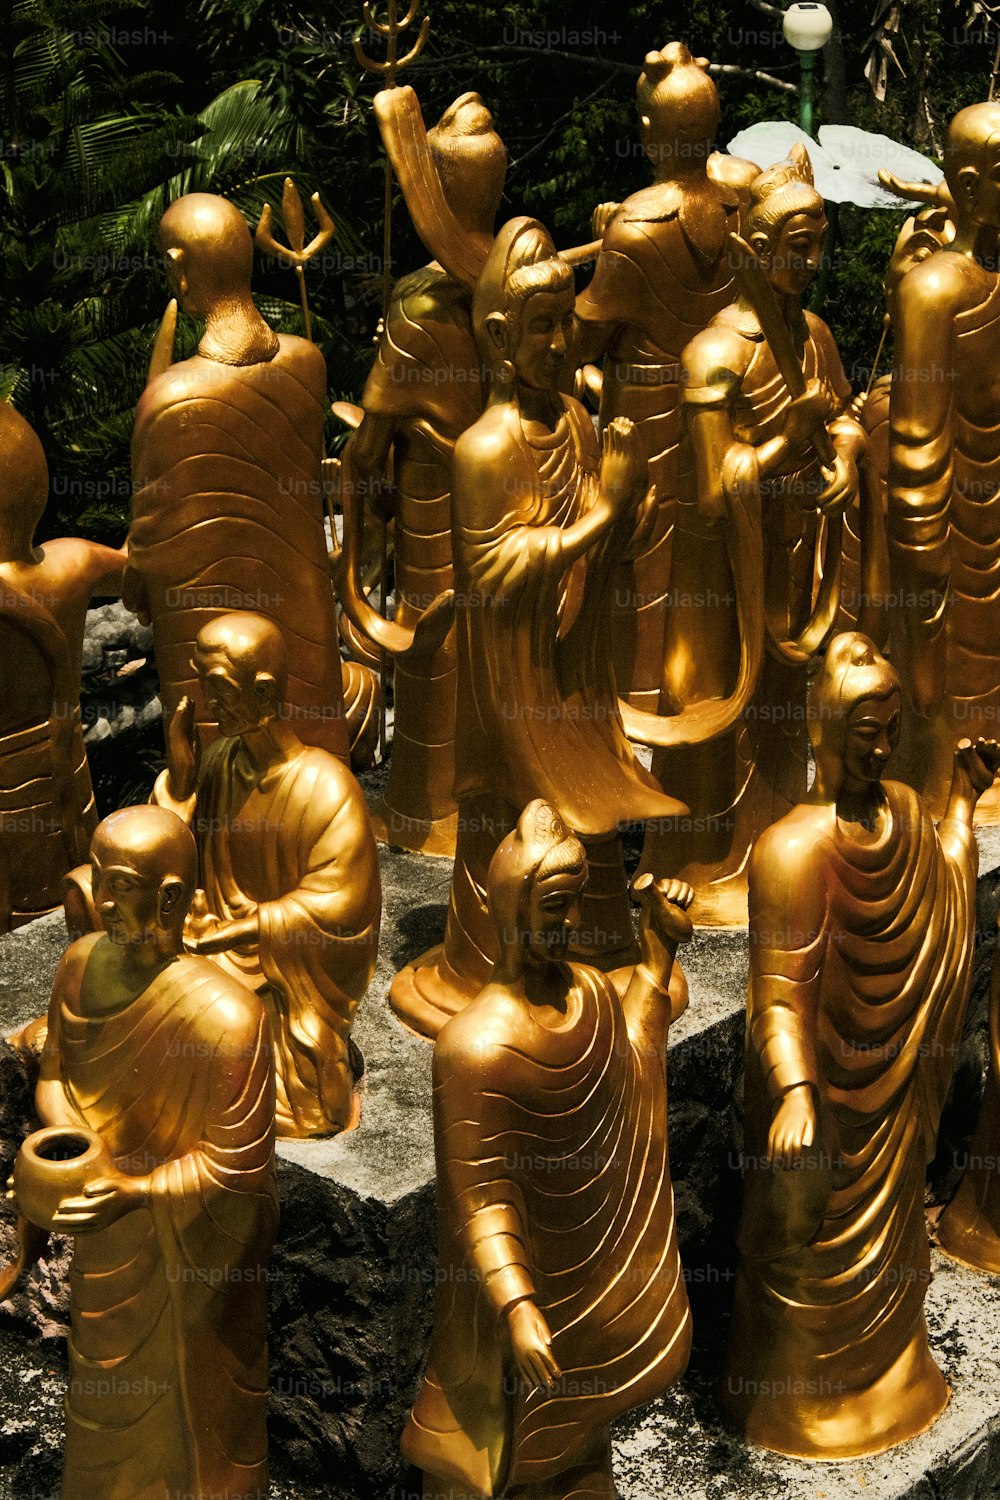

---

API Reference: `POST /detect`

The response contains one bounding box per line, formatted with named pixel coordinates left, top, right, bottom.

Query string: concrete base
left=0, top=804, right=998, bottom=1499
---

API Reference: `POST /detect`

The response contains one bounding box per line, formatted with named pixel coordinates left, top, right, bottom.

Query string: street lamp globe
left=782, top=3, right=834, bottom=52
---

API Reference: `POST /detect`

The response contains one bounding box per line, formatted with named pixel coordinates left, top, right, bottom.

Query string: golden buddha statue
left=0, top=400, right=125, bottom=931
left=884, top=102, right=1000, bottom=819
left=127, top=191, right=372, bottom=775
left=574, top=42, right=757, bottom=710
left=641, top=146, right=885, bottom=926
left=14, top=803, right=277, bottom=1499
left=719, top=632, right=1000, bottom=1459
left=338, top=90, right=506, bottom=855
left=402, top=799, right=694, bottom=1500
left=147, top=610, right=381, bottom=1137
left=390, top=217, right=689, bottom=1039
left=937, top=923, right=1000, bottom=1271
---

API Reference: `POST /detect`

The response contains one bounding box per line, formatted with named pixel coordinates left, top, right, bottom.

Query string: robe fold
left=41, top=941, right=278, bottom=1500
left=722, top=782, right=976, bottom=1457
left=403, top=965, right=691, bottom=1494
left=156, top=735, right=380, bottom=1136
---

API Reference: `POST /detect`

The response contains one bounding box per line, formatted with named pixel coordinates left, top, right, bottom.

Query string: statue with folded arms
left=402, top=799, right=694, bottom=1500
left=8, top=804, right=277, bottom=1500
left=0, top=400, right=125, bottom=931
left=719, top=631, right=1000, bottom=1458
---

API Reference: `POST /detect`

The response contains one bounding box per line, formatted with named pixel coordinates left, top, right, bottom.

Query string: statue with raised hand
left=719, top=632, right=1000, bottom=1458
left=9, top=804, right=277, bottom=1499
left=403, top=799, right=693, bottom=1500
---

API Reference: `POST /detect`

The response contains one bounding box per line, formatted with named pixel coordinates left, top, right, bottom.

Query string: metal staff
left=255, top=178, right=335, bottom=343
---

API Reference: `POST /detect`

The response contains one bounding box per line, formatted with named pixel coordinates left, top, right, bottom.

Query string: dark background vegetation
left=2, top=0, right=998, bottom=544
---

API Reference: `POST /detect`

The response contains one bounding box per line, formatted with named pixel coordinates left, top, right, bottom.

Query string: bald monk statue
left=403, top=800, right=694, bottom=1499
left=0, top=401, right=124, bottom=931
left=19, top=804, right=277, bottom=1499
left=575, top=42, right=757, bottom=709
left=149, top=611, right=381, bottom=1137
left=127, top=191, right=372, bottom=775
left=886, top=102, right=1000, bottom=819
left=340, top=90, right=506, bottom=854
left=719, top=632, right=1000, bottom=1458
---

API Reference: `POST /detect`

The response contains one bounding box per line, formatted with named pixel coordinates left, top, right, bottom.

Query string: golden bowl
left=12, top=1126, right=113, bottom=1233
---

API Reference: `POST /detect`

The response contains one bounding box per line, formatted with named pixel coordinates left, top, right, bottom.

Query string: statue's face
left=760, top=210, right=826, bottom=298
left=841, top=692, right=901, bottom=785
left=965, top=153, right=1000, bottom=231
left=194, top=649, right=267, bottom=737
left=92, top=850, right=161, bottom=946
left=524, top=867, right=585, bottom=965
left=510, top=286, right=575, bottom=392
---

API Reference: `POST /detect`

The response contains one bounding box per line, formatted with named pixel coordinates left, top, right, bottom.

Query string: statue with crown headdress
left=337, top=91, right=508, bottom=855
left=402, top=798, right=694, bottom=1498
left=719, top=630, right=1000, bottom=1458
left=574, top=42, right=759, bottom=713
left=639, top=144, right=887, bottom=925
left=389, top=216, right=693, bottom=1038
left=0, top=401, right=125, bottom=931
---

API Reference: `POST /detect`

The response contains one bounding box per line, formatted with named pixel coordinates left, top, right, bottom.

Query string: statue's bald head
left=944, top=103, right=1000, bottom=226
left=158, top=193, right=254, bottom=314
left=91, top=806, right=197, bottom=937
left=192, top=612, right=288, bottom=734
left=0, top=402, right=48, bottom=557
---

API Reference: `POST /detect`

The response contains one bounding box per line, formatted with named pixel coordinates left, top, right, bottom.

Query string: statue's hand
left=167, top=695, right=199, bottom=802
left=591, top=201, right=619, bottom=239
left=784, top=378, right=834, bottom=450
left=507, top=1299, right=561, bottom=1392
left=53, top=1171, right=149, bottom=1232
left=767, top=1085, right=816, bottom=1167
left=625, top=482, right=658, bottom=560
left=189, top=914, right=259, bottom=955
left=599, top=416, right=644, bottom=515
left=954, top=737, right=1000, bottom=798
left=815, top=451, right=857, bottom=519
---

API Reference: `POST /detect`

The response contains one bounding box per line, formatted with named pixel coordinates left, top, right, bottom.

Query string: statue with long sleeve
left=0, top=400, right=125, bottom=931
left=337, top=90, right=505, bottom=855
left=127, top=191, right=372, bottom=774
left=574, top=42, right=757, bottom=710
left=641, top=146, right=886, bottom=924
left=10, top=804, right=277, bottom=1499
left=719, top=632, right=1000, bottom=1458
left=402, top=799, right=694, bottom=1499
left=390, top=216, right=691, bottom=1039
left=150, top=611, right=381, bottom=1137
left=884, top=102, right=1000, bottom=819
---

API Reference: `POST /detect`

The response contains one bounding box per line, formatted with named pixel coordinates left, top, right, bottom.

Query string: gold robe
left=403, top=963, right=691, bottom=1493
left=156, top=735, right=380, bottom=1136
left=721, top=781, right=976, bottom=1457
left=40, top=936, right=278, bottom=1499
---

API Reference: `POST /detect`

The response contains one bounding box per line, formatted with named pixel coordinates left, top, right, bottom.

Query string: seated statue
left=0, top=400, right=125, bottom=930
left=402, top=799, right=694, bottom=1499
left=127, top=191, right=373, bottom=772
left=574, top=42, right=757, bottom=710
left=390, top=216, right=689, bottom=1039
left=641, top=145, right=885, bottom=925
left=886, top=103, right=1000, bottom=818
left=719, top=631, right=1000, bottom=1458
left=15, top=804, right=277, bottom=1499
left=148, top=611, right=381, bottom=1137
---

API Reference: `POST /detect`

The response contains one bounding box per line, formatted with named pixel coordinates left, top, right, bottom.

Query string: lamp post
left=782, top=3, right=834, bottom=138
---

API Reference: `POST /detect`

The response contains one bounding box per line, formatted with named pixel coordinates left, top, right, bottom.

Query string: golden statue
left=127, top=191, right=372, bottom=776
left=0, top=400, right=125, bottom=932
left=882, top=103, right=1000, bottom=819
left=641, top=146, right=886, bottom=926
left=390, top=217, right=690, bottom=1039
left=574, top=43, right=757, bottom=710
left=336, top=90, right=506, bottom=854
left=719, top=632, right=1000, bottom=1459
left=937, top=925, right=1000, bottom=1271
left=11, top=803, right=277, bottom=1499
left=402, top=799, right=694, bottom=1499
left=146, top=611, right=381, bottom=1137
